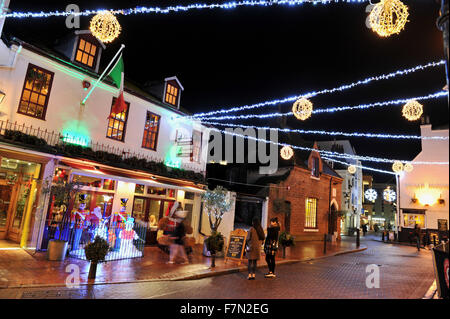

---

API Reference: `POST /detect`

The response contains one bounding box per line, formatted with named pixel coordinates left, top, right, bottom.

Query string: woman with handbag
left=246, top=217, right=265, bottom=280
left=264, top=217, right=280, bottom=278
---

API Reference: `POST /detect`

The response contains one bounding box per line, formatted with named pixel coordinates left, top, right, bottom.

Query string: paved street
left=0, top=235, right=436, bottom=299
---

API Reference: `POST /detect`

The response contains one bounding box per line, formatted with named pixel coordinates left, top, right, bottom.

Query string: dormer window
left=165, top=84, right=178, bottom=106
left=75, top=37, right=98, bottom=68
left=312, top=157, right=320, bottom=178
left=163, top=76, right=184, bottom=108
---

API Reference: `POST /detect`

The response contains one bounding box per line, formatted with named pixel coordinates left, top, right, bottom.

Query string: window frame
left=141, top=111, right=161, bottom=151
left=164, top=83, right=179, bottom=106
left=311, top=156, right=320, bottom=178
left=74, top=35, right=99, bottom=69
left=305, top=197, right=318, bottom=229
left=106, top=97, right=130, bottom=142
left=17, top=63, right=54, bottom=120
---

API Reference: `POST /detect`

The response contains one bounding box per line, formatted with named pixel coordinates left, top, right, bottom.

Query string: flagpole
left=81, top=44, right=125, bottom=105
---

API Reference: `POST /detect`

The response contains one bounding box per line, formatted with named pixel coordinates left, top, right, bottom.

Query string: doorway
left=132, top=197, right=174, bottom=245
left=0, top=157, right=41, bottom=243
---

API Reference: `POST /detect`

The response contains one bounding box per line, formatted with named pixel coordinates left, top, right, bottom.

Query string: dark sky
left=3, top=0, right=449, bottom=182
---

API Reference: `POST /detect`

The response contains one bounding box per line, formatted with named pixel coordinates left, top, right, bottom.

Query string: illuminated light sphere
left=402, top=100, right=423, bottom=121
left=404, top=162, right=413, bottom=173
left=368, top=0, right=409, bottom=37
left=392, top=161, right=403, bottom=173
left=292, top=98, right=313, bottom=121
left=347, top=165, right=357, bottom=174
left=365, top=188, right=378, bottom=202
left=90, top=11, right=121, bottom=43
left=383, top=187, right=396, bottom=202
left=280, top=145, right=294, bottom=160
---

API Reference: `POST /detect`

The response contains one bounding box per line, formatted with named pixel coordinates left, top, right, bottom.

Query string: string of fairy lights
left=3, top=1, right=447, bottom=176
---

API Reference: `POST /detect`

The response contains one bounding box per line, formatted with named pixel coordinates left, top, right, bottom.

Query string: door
left=0, top=184, right=13, bottom=239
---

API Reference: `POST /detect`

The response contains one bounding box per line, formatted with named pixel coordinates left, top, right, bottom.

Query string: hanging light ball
left=383, top=187, right=396, bottom=202
left=347, top=165, right=357, bottom=174
left=402, top=100, right=423, bottom=121
left=292, top=98, right=313, bottom=121
left=365, top=188, right=378, bottom=202
left=404, top=162, right=414, bottom=173
left=90, top=11, right=121, bottom=43
left=392, top=161, right=403, bottom=173
left=368, top=0, right=409, bottom=37
left=280, top=145, right=294, bottom=160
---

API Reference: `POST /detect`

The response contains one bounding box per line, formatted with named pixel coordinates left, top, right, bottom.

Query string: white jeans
left=169, top=243, right=188, bottom=263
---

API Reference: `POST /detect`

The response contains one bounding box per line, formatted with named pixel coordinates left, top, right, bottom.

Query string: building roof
left=4, top=33, right=193, bottom=116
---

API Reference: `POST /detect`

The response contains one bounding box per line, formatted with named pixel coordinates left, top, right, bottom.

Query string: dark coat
left=246, top=227, right=263, bottom=260
left=264, top=226, right=280, bottom=256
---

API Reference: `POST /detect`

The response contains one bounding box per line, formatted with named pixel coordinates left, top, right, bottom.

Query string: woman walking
left=264, top=217, right=280, bottom=278
left=246, top=217, right=265, bottom=280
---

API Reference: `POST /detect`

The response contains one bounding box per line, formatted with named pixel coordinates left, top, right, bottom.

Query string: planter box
left=47, top=240, right=68, bottom=261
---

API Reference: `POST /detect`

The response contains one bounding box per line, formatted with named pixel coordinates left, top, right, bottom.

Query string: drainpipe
left=328, top=176, right=333, bottom=236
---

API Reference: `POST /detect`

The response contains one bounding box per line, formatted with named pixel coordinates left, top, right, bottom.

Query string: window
left=403, top=213, right=425, bottom=228
left=165, top=84, right=178, bottom=106
left=142, top=111, right=161, bottom=150
left=135, top=184, right=145, bottom=194
left=311, top=157, right=320, bottom=178
left=106, top=98, right=129, bottom=141
left=75, top=37, right=98, bottom=68
left=305, top=198, right=318, bottom=228
left=191, top=130, right=202, bottom=162
left=18, top=64, right=54, bottom=120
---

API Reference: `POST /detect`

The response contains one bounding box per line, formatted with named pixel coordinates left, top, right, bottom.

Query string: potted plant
left=84, top=236, right=110, bottom=279
left=204, top=231, right=224, bottom=268
left=201, top=186, right=232, bottom=266
left=42, top=177, right=82, bottom=261
left=279, top=231, right=295, bottom=258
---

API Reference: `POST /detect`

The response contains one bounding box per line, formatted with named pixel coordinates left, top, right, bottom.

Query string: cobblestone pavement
left=0, top=235, right=435, bottom=299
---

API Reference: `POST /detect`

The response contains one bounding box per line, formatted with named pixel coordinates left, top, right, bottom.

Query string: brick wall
left=268, top=166, right=343, bottom=241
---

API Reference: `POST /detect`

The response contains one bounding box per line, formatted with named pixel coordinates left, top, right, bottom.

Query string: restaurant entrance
left=132, top=197, right=175, bottom=245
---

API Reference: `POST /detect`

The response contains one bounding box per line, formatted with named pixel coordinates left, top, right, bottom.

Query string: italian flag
left=107, top=53, right=126, bottom=119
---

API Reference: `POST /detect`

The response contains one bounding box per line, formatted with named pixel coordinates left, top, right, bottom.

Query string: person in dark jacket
left=264, top=217, right=280, bottom=278
left=167, top=210, right=188, bottom=264
left=246, top=217, right=265, bottom=280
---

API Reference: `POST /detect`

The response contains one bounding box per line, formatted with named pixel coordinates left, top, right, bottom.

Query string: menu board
left=225, top=229, right=248, bottom=265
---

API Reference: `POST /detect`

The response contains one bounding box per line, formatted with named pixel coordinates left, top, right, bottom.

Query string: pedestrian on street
left=413, top=223, right=421, bottom=251
left=362, top=223, right=367, bottom=236
left=264, top=217, right=280, bottom=278
left=246, top=217, right=266, bottom=280
left=167, top=210, right=189, bottom=264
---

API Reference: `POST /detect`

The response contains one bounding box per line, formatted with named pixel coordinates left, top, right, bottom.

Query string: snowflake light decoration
left=368, top=0, right=409, bottom=37
left=292, top=98, right=313, bottom=121
left=383, top=187, right=396, bottom=202
left=404, top=162, right=413, bottom=173
left=347, top=165, right=357, bottom=174
left=392, top=161, right=403, bottom=173
left=90, top=11, right=121, bottom=43
left=365, top=188, right=378, bottom=202
left=280, top=145, right=294, bottom=160
left=402, top=100, right=423, bottom=121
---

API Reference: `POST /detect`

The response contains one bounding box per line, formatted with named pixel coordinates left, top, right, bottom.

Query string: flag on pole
left=108, top=53, right=126, bottom=119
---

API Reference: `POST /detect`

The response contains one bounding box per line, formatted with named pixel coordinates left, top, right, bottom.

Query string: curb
left=1, top=246, right=367, bottom=290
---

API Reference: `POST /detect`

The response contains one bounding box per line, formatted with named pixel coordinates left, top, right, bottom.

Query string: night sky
left=3, top=0, right=449, bottom=182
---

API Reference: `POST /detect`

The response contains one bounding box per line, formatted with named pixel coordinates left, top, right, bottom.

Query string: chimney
left=420, top=115, right=431, bottom=125
left=0, top=0, right=10, bottom=38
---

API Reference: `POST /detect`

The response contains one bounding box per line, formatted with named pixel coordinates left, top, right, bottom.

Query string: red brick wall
left=268, top=166, right=343, bottom=241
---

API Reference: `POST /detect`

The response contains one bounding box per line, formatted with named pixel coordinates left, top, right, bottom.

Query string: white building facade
left=398, top=124, right=449, bottom=242
left=0, top=18, right=210, bottom=253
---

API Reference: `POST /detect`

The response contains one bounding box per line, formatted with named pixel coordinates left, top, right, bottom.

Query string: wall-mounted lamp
left=0, top=90, right=5, bottom=104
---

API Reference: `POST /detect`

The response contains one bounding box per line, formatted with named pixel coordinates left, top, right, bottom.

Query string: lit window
left=305, top=198, right=318, bottom=228
left=18, top=64, right=54, bottom=120
left=165, top=84, right=178, bottom=106
left=75, top=37, right=98, bottom=68
left=142, top=112, right=161, bottom=151
left=106, top=98, right=129, bottom=141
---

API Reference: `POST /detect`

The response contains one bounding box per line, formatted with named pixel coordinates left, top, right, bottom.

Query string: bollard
left=433, top=235, right=437, bottom=247
left=356, top=228, right=360, bottom=247
left=323, top=234, right=327, bottom=254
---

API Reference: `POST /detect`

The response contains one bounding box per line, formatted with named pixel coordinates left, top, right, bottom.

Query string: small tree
left=202, top=186, right=232, bottom=232
left=201, top=186, right=232, bottom=267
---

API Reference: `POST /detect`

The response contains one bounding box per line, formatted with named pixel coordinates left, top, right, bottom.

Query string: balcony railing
left=0, top=119, right=205, bottom=174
